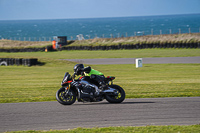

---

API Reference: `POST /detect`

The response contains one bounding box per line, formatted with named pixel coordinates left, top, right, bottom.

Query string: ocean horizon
left=0, top=13, right=200, bottom=41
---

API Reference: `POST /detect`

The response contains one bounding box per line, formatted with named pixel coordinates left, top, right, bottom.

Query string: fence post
left=179, top=28, right=181, bottom=34
left=126, top=32, right=128, bottom=37
left=151, top=29, right=153, bottom=35
left=160, top=30, right=162, bottom=35
left=189, top=28, right=191, bottom=34
left=134, top=32, right=136, bottom=36
left=169, top=29, right=172, bottom=34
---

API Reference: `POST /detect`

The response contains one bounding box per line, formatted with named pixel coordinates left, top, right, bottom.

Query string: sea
left=0, top=14, right=200, bottom=41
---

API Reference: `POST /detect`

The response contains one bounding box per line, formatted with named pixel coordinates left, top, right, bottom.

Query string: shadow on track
left=121, top=101, right=155, bottom=104
left=72, top=101, right=155, bottom=106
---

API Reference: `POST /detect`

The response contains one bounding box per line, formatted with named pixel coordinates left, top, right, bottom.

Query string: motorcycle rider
left=73, top=64, right=107, bottom=93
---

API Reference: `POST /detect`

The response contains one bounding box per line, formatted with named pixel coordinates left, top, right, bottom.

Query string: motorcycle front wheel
left=56, top=87, right=76, bottom=105
left=105, top=85, right=125, bottom=103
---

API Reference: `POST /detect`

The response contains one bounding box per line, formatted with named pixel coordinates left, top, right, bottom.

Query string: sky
left=0, top=0, right=200, bottom=20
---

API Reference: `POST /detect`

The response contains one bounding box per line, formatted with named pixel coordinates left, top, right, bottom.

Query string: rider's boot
left=99, top=81, right=108, bottom=91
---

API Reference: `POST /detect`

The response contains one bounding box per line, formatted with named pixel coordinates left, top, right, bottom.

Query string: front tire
left=105, top=85, right=125, bottom=103
left=56, top=87, right=76, bottom=105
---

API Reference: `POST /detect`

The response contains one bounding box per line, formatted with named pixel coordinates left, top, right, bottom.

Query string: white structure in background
left=76, top=34, right=85, bottom=40
left=136, top=58, right=143, bottom=68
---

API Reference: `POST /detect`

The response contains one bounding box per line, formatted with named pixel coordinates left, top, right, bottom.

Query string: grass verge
left=4, top=125, right=200, bottom=133
left=0, top=63, right=199, bottom=103
left=0, top=49, right=200, bottom=59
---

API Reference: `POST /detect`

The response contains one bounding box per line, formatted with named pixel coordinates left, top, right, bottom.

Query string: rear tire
left=105, top=85, right=125, bottom=103
left=56, top=87, right=76, bottom=105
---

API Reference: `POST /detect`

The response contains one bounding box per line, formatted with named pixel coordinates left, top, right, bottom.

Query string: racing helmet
left=74, top=64, right=84, bottom=75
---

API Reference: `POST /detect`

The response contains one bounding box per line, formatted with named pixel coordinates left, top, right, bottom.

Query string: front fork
left=64, top=84, right=70, bottom=94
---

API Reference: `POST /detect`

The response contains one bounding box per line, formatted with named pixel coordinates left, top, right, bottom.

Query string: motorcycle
left=56, top=72, right=125, bottom=105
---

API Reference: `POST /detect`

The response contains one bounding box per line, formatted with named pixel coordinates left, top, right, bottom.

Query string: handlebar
left=72, top=72, right=78, bottom=80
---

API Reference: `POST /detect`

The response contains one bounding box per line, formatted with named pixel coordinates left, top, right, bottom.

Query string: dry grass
left=69, top=33, right=200, bottom=46
left=0, top=33, right=200, bottom=48
left=0, top=39, right=51, bottom=48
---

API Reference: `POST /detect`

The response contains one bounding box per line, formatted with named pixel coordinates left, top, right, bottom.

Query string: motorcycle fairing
left=62, top=80, right=72, bottom=86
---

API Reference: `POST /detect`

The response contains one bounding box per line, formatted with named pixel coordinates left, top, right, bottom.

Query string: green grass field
left=0, top=49, right=200, bottom=103
left=4, top=125, right=200, bottom=133
left=0, top=49, right=200, bottom=59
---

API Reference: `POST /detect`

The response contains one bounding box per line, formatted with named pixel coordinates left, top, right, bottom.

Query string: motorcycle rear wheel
left=105, top=85, right=125, bottom=103
left=56, top=87, right=76, bottom=105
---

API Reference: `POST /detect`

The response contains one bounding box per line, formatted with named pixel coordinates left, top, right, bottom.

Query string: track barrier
left=0, top=42, right=199, bottom=52
left=0, top=58, right=38, bottom=67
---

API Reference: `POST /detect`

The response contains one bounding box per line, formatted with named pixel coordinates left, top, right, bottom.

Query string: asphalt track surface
left=66, top=57, right=200, bottom=64
left=1, top=97, right=200, bottom=132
